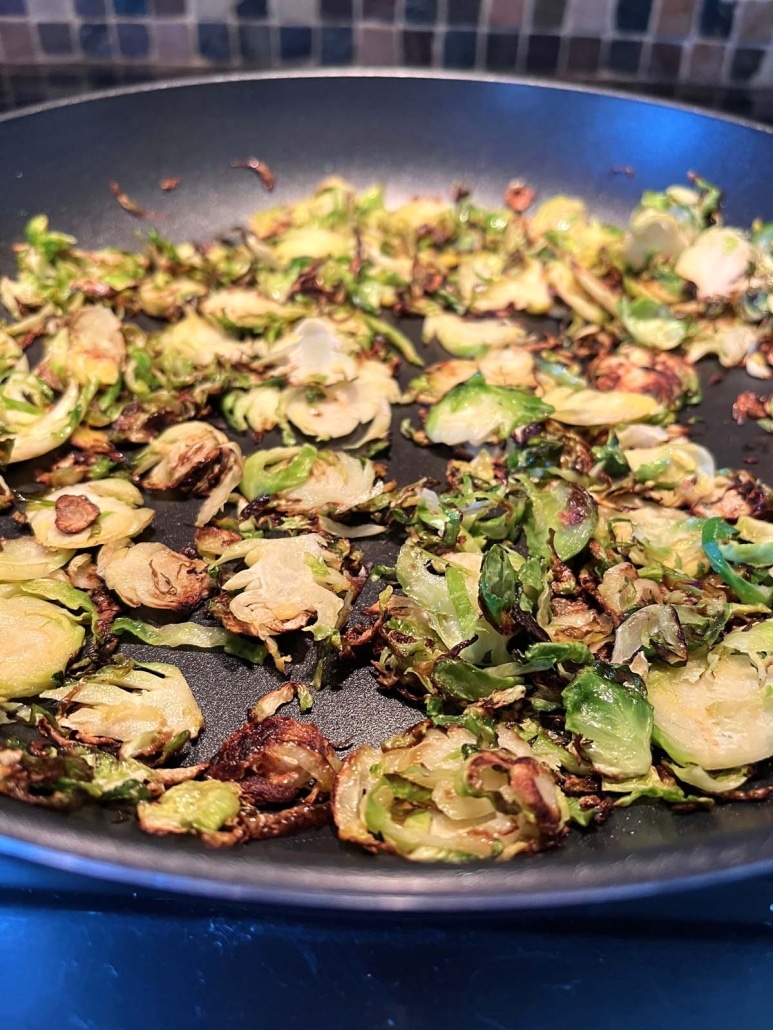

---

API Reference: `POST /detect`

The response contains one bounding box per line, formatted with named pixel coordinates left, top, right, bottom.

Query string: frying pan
left=2, top=71, right=773, bottom=911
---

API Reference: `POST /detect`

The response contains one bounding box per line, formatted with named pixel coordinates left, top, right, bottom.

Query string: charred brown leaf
left=54, top=493, right=100, bottom=534
left=231, top=157, right=275, bottom=191
left=108, top=180, right=165, bottom=220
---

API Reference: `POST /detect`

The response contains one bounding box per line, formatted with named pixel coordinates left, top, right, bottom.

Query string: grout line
left=515, top=0, right=533, bottom=73
left=474, top=0, right=490, bottom=70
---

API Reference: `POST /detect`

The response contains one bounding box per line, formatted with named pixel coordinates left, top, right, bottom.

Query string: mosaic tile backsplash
left=0, top=0, right=772, bottom=115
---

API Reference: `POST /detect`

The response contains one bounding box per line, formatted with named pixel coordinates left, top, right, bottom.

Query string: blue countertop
left=2, top=855, right=773, bottom=1029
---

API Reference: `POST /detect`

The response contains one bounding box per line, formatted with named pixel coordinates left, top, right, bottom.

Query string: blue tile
left=485, top=31, right=518, bottom=70
left=526, top=33, right=560, bottom=72
left=321, top=0, right=352, bottom=19
left=608, top=38, right=642, bottom=73
left=405, top=0, right=436, bottom=25
left=113, top=0, right=147, bottom=14
left=238, top=23, right=270, bottom=61
left=363, top=0, right=395, bottom=19
left=615, top=0, right=652, bottom=33
left=75, top=0, right=105, bottom=16
left=279, top=26, right=312, bottom=59
left=117, top=21, right=149, bottom=56
left=0, top=0, right=26, bottom=15
left=447, top=0, right=480, bottom=25
left=443, top=29, right=476, bottom=68
left=79, top=22, right=112, bottom=58
left=699, top=0, right=736, bottom=38
left=730, top=46, right=764, bottom=81
left=321, top=26, right=352, bottom=63
left=38, top=22, right=73, bottom=55
left=198, top=21, right=230, bottom=61
left=236, top=0, right=267, bottom=17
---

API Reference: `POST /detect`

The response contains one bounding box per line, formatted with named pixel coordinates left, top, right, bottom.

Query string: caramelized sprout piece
left=43, top=659, right=204, bottom=759
left=0, top=595, right=85, bottom=699
left=333, top=722, right=567, bottom=862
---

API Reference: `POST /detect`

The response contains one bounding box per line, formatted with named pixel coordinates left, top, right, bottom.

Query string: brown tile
left=648, top=41, right=683, bottom=80
left=566, top=0, right=611, bottom=35
left=736, top=1, right=773, bottom=45
left=0, top=20, right=37, bottom=63
left=565, top=35, right=601, bottom=74
left=356, top=25, right=397, bottom=64
left=654, top=0, right=696, bottom=40
left=487, top=0, right=524, bottom=29
left=403, top=27, right=433, bottom=65
left=362, top=0, right=397, bottom=21
left=152, top=0, right=187, bottom=14
left=687, top=41, right=725, bottom=84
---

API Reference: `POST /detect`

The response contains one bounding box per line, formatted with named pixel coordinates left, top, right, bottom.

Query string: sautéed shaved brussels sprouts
left=2, top=172, right=773, bottom=863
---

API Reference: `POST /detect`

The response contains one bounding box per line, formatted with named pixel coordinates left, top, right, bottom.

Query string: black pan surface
left=2, top=71, right=773, bottom=911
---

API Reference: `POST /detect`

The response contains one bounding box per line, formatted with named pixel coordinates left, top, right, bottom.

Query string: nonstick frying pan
left=2, top=71, right=773, bottom=911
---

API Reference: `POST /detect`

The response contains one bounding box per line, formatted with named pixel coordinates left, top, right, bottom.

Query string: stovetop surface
left=2, top=853, right=773, bottom=1030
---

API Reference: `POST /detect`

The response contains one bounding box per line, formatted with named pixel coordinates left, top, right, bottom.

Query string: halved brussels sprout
left=43, top=660, right=204, bottom=759
left=151, top=312, right=250, bottom=371
left=220, top=534, right=351, bottom=655
left=476, top=347, right=536, bottom=388
left=333, top=721, right=567, bottom=861
left=0, top=595, right=85, bottom=698
left=675, top=227, right=753, bottom=298
left=686, top=321, right=759, bottom=368
left=603, top=502, right=707, bottom=576
left=2, top=378, right=85, bottom=464
left=623, top=439, right=716, bottom=505
left=540, top=385, right=662, bottom=426
left=590, top=344, right=699, bottom=410
left=133, top=422, right=243, bottom=527
left=422, top=314, right=527, bottom=358
left=97, top=541, right=212, bottom=610
left=198, top=288, right=295, bottom=330
left=395, top=542, right=510, bottom=664
left=222, top=385, right=282, bottom=436
left=241, top=446, right=386, bottom=515
left=647, top=640, right=773, bottom=769
left=469, top=259, right=552, bottom=315
left=43, top=305, right=126, bottom=387
left=425, top=374, right=552, bottom=447
left=272, top=227, right=354, bottom=266
left=619, top=297, right=687, bottom=351
left=624, top=207, right=695, bottom=270
left=0, top=536, right=72, bottom=582
left=282, top=360, right=399, bottom=445
left=138, top=780, right=240, bottom=836
left=563, top=665, right=653, bottom=779
left=27, top=479, right=154, bottom=550
left=257, top=317, right=359, bottom=387
left=528, top=195, right=587, bottom=241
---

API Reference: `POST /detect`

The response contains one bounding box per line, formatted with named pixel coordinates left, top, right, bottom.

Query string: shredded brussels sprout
left=3, top=169, right=773, bottom=862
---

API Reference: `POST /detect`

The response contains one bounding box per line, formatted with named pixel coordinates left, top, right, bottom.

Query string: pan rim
left=2, top=71, right=773, bottom=910
left=1, top=68, right=772, bottom=139
left=2, top=820, right=773, bottom=910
